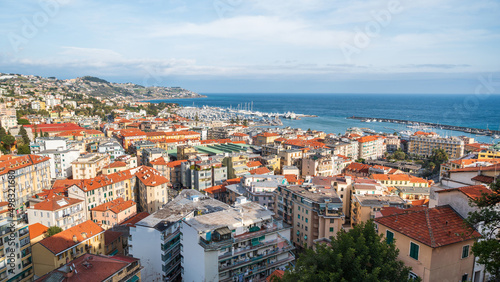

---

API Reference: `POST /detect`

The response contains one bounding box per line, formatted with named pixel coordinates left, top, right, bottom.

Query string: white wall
left=129, top=225, right=163, bottom=281
left=181, top=222, right=219, bottom=282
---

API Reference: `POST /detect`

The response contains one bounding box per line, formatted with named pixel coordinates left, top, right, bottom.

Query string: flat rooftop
left=282, top=185, right=342, bottom=204
left=353, top=194, right=407, bottom=207
left=136, top=189, right=231, bottom=231
left=185, top=201, right=274, bottom=232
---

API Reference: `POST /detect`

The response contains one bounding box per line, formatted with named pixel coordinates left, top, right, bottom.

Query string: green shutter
left=462, top=245, right=469, bottom=258
left=410, top=242, right=419, bottom=260
left=386, top=230, right=394, bottom=244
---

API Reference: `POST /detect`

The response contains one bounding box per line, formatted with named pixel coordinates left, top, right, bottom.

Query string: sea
left=148, top=93, right=500, bottom=144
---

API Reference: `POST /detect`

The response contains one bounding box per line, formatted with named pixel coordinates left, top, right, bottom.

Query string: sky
left=1, top=0, right=499, bottom=94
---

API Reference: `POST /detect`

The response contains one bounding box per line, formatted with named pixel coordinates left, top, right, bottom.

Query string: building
left=98, top=140, right=126, bottom=160
left=135, top=166, right=170, bottom=213
left=31, top=220, right=105, bottom=277
left=223, top=154, right=250, bottom=179
left=29, top=223, right=49, bottom=245
left=35, top=254, right=142, bottom=282
left=0, top=115, right=17, bottom=130
left=225, top=175, right=287, bottom=209
left=90, top=198, right=137, bottom=230
left=150, top=158, right=187, bottom=189
left=371, top=174, right=432, bottom=188
left=32, top=137, right=81, bottom=179
left=27, top=195, right=86, bottom=230
left=0, top=155, right=51, bottom=214
left=129, top=190, right=231, bottom=281
left=302, top=153, right=344, bottom=177
left=254, top=132, right=280, bottom=147
left=385, top=135, right=401, bottom=152
left=67, top=169, right=137, bottom=217
left=375, top=206, right=481, bottom=282
left=141, top=147, right=168, bottom=166
left=71, top=153, right=111, bottom=179
left=409, top=133, right=465, bottom=159
left=181, top=158, right=228, bottom=191
left=182, top=197, right=295, bottom=282
left=275, top=184, right=344, bottom=249
left=102, top=161, right=129, bottom=175
left=357, top=135, right=386, bottom=160
left=350, top=194, right=408, bottom=227
left=0, top=203, right=34, bottom=281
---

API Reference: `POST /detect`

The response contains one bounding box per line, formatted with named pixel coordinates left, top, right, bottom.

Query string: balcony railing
left=219, top=238, right=284, bottom=260
left=219, top=245, right=294, bottom=272
left=161, top=230, right=181, bottom=243
left=220, top=254, right=295, bottom=282
left=199, top=237, right=234, bottom=251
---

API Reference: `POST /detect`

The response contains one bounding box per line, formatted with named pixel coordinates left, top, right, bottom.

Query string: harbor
left=348, top=116, right=500, bottom=138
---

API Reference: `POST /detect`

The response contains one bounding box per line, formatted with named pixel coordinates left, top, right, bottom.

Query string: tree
left=393, top=150, right=406, bottom=160
left=45, top=226, right=63, bottom=237
left=242, top=119, right=248, bottom=126
left=429, top=148, right=448, bottom=173
left=466, top=179, right=500, bottom=280
left=17, top=144, right=30, bottom=154
left=17, top=118, right=30, bottom=125
left=279, top=221, right=418, bottom=282
left=19, top=126, right=30, bottom=145
left=1, top=134, right=15, bottom=152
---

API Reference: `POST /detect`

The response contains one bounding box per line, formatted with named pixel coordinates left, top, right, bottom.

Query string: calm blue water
left=149, top=93, right=500, bottom=143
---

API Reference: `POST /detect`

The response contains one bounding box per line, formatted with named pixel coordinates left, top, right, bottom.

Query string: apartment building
left=67, top=169, right=136, bottom=217
left=32, top=220, right=105, bottom=277
left=90, top=197, right=137, bottom=230
left=0, top=155, right=51, bottom=213
left=149, top=158, right=187, bottom=189
left=141, top=147, right=167, bottom=166
left=357, top=135, right=386, bottom=160
left=129, top=190, right=232, bottom=281
left=136, top=166, right=170, bottom=213
left=71, top=153, right=111, bottom=179
left=254, top=132, right=280, bottom=147
left=225, top=175, right=287, bottom=209
left=302, top=153, right=343, bottom=177
left=385, top=135, right=401, bottom=152
left=223, top=155, right=250, bottom=179
left=119, top=130, right=147, bottom=150
left=0, top=203, right=33, bottom=281
left=375, top=206, right=480, bottom=282
left=35, top=254, right=142, bottom=282
left=181, top=158, right=228, bottom=191
left=98, top=140, right=126, bottom=160
left=409, top=133, right=464, bottom=159
left=27, top=195, right=86, bottom=230
left=33, top=137, right=80, bottom=179
left=275, top=184, right=344, bottom=249
left=182, top=198, right=295, bottom=282
left=350, top=194, right=408, bottom=227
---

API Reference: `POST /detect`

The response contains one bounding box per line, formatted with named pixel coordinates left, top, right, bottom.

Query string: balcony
left=220, top=253, right=295, bottom=282
left=219, top=244, right=294, bottom=272
left=162, top=258, right=181, bottom=275
left=234, top=221, right=290, bottom=243
left=162, top=248, right=181, bottom=265
left=199, top=237, right=234, bottom=251
left=219, top=238, right=285, bottom=260
left=161, top=230, right=181, bottom=243
left=162, top=237, right=181, bottom=254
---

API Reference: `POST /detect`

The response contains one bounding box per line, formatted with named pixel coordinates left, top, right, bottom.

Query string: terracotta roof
left=435, top=185, right=494, bottom=200
left=413, top=131, right=437, bottom=136
left=150, top=157, right=169, bottom=166
left=471, top=175, right=495, bottom=184
left=35, top=254, right=138, bottom=282
left=371, top=174, right=430, bottom=184
left=257, top=132, right=280, bottom=137
left=166, top=159, right=188, bottom=168
left=0, top=154, right=50, bottom=176
left=345, top=163, right=371, bottom=174
left=29, top=223, right=48, bottom=240
left=31, top=195, right=83, bottom=211
left=357, top=135, right=380, bottom=143
left=81, top=169, right=135, bottom=191
left=266, top=270, right=285, bottom=282
left=249, top=167, right=272, bottom=175
left=200, top=139, right=232, bottom=144
left=120, top=212, right=150, bottom=228
left=103, top=161, right=127, bottom=169
left=205, top=185, right=226, bottom=194
left=225, top=178, right=242, bottom=185
left=375, top=205, right=481, bottom=248
left=52, top=179, right=84, bottom=190
left=450, top=164, right=500, bottom=172
left=231, top=132, right=248, bottom=137
left=39, top=220, right=104, bottom=255
left=135, top=166, right=169, bottom=186
left=104, top=229, right=123, bottom=245
left=91, top=197, right=136, bottom=213
left=246, top=161, right=262, bottom=168
left=24, top=123, right=84, bottom=133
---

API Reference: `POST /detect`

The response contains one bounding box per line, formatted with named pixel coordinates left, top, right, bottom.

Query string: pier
left=347, top=116, right=500, bottom=136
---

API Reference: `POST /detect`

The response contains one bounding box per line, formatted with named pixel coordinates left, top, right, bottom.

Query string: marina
left=348, top=116, right=500, bottom=137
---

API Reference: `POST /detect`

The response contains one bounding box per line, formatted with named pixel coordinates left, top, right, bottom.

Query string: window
left=409, top=272, right=418, bottom=280
left=305, top=218, right=308, bottom=223
left=386, top=230, right=394, bottom=244
left=461, top=274, right=468, bottom=282
left=410, top=242, right=419, bottom=260
left=462, top=245, right=469, bottom=259
left=329, top=227, right=334, bottom=232
left=297, top=214, right=300, bottom=219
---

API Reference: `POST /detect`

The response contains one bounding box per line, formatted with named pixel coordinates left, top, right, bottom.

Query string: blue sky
left=1, top=0, right=499, bottom=93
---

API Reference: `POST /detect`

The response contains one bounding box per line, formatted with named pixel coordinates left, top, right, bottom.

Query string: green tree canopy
left=17, top=144, right=30, bottom=154
left=19, top=126, right=30, bottom=145
left=466, top=179, right=500, bottom=280
left=17, top=118, right=30, bottom=125
left=280, top=221, right=418, bottom=282
left=45, top=226, right=63, bottom=237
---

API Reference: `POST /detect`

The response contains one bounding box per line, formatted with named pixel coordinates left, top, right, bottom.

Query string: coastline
left=138, top=95, right=208, bottom=102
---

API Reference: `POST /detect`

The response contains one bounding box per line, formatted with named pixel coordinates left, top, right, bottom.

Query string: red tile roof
left=266, top=270, right=285, bottom=282
left=0, top=154, right=50, bottom=176
left=375, top=205, right=481, bottom=248
left=249, top=167, right=272, bottom=175
left=39, top=220, right=104, bottom=254
left=205, top=185, right=226, bottom=194
left=357, top=135, right=379, bottom=143
left=257, top=132, right=280, bottom=137
left=345, top=163, right=371, bottom=174
left=200, top=139, right=232, bottom=144
left=435, top=185, right=494, bottom=200
left=450, top=163, right=500, bottom=172
left=104, top=229, right=123, bottom=245
left=81, top=169, right=135, bottom=191
left=166, top=159, right=188, bottom=168
left=135, top=166, right=169, bottom=186
left=150, top=157, right=169, bottom=166
left=31, top=195, right=83, bottom=211
left=120, top=212, right=150, bottom=228
left=91, top=197, right=136, bottom=213
left=246, top=161, right=262, bottom=168
left=103, top=161, right=127, bottom=169
left=29, top=223, right=48, bottom=240
left=24, top=123, right=84, bottom=133
left=471, top=175, right=495, bottom=184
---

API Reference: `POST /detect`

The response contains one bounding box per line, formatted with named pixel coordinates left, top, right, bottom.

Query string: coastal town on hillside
left=0, top=73, right=499, bottom=282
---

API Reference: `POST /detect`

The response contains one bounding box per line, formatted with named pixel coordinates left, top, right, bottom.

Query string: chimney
left=72, top=235, right=78, bottom=243
left=82, top=232, right=87, bottom=239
